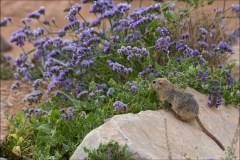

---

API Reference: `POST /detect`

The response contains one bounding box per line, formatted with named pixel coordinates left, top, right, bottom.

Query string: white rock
left=70, top=88, right=239, bottom=160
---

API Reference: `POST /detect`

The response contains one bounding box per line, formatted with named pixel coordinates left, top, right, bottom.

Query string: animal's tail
left=195, top=116, right=225, bottom=151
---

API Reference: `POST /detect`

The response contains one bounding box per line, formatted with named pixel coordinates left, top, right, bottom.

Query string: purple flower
left=77, top=90, right=89, bottom=98
left=10, top=32, right=27, bottom=47
left=13, top=73, right=19, bottom=79
left=32, top=79, right=43, bottom=90
left=217, top=41, right=233, bottom=53
left=176, top=57, right=181, bottom=62
left=181, top=33, right=190, bottom=39
left=231, top=4, right=240, bottom=16
left=100, top=95, right=106, bottom=102
left=207, top=82, right=222, bottom=108
left=107, top=60, right=132, bottom=74
left=201, top=69, right=209, bottom=84
left=81, top=59, right=94, bottom=67
left=88, top=91, right=95, bottom=99
left=11, top=81, right=20, bottom=90
left=217, top=64, right=223, bottom=69
left=60, top=108, right=65, bottom=113
left=37, top=6, right=45, bottom=15
left=104, top=118, right=110, bottom=123
left=199, top=28, right=208, bottom=35
left=179, top=12, right=185, bottom=16
left=130, top=85, right=137, bottom=94
left=22, top=90, right=43, bottom=105
left=113, top=101, right=128, bottom=111
left=42, top=110, right=47, bottom=115
left=117, top=46, right=149, bottom=60
left=197, top=41, right=209, bottom=49
left=27, top=12, right=41, bottom=19
left=155, top=36, right=170, bottom=54
left=42, top=19, right=49, bottom=25
left=63, top=20, right=80, bottom=31
left=107, top=88, right=114, bottom=96
left=215, top=8, right=223, bottom=14
left=29, top=108, right=35, bottom=113
left=25, top=113, right=31, bottom=118
left=0, top=18, right=7, bottom=26
left=169, top=3, right=176, bottom=10
left=225, top=71, right=234, bottom=86
left=7, top=17, right=12, bottom=22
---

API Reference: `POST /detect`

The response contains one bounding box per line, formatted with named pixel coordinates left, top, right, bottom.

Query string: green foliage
left=84, top=140, right=134, bottom=160
left=0, top=54, right=14, bottom=80
left=0, top=78, right=160, bottom=159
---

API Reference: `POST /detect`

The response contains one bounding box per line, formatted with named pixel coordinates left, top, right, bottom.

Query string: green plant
left=0, top=54, right=14, bottom=80
left=84, top=140, right=133, bottom=160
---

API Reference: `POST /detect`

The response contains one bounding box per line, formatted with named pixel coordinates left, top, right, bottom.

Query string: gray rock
left=0, top=36, right=11, bottom=52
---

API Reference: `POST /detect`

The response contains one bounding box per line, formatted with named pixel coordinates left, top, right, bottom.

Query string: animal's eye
left=159, top=82, right=162, bottom=85
left=153, top=81, right=156, bottom=84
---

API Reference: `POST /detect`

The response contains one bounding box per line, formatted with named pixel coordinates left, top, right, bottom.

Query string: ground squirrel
left=149, top=78, right=225, bottom=151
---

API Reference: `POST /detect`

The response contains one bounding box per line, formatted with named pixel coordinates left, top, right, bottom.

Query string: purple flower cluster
left=27, top=12, right=41, bottom=19
left=107, top=88, right=114, bottom=96
left=113, top=101, right=128, bottom=111
left=139, top=65, right=160, bottom=79
left=104, top=118, right=110, bottom=123
left=22, top=90, right=43, bottom=105
left=10, top=81, right=20, bottom=90
left=61, top=107, right=74, bottom=121
left=157, top=27, right=170, bottom=37
left=231, top=4, right=240, bottom=16
left=199, top=28, right=208, bottom=40
left=89, top=0, right=114, bottom=13
left=32, top=79, right=43, bottom=90
left=181, top=33, right=190, bottom=39
left=77, top=90, right=89, bottom=98
left=197, top=69, right=209, bottom=84
left=0, top=18, right=7, bottom=26
left=65, top=4, right=80, bottom=22
left=25, top=108, right=47, bottom=119
left=10, top=32, right=27, bottom=47
left=225, top=71, right=234, bottom=86
left=107, top=60, right=132, bottom=74
left=155, top=36, right=171, bottom=54
left=207, top=80, right=222, bottom=108
left=214, top=41, right=234, bottom=54
left=62, top=20, right=80, bottom=31
left=117, top=46, right=149, bottom=60
left=126, top=82, right=137, bottom=94
left=33, top=28, right=44, bottom=38
left=169, top=71, right=182, bottom=77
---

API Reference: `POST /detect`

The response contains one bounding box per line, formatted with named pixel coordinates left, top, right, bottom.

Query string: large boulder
left=70, top=87, right=239, bottom=160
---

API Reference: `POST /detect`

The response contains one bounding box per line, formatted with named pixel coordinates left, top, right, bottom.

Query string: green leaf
left=87, top=113, right=94, bottom=122
left=36, top=124, right=51, bottom=134
left=142, top=37, right=152, bottom=45
left=149, top=20, right=159, bottom=29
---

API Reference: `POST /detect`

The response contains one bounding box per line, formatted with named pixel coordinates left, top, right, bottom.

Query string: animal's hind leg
left=173, top=112, right=188, bottom=122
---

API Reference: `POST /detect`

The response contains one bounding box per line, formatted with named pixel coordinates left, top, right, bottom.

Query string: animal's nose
left=153, top=81, right=156, bottom=84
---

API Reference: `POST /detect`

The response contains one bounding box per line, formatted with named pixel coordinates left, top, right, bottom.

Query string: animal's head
left=149, top=78, right=171, bottom=91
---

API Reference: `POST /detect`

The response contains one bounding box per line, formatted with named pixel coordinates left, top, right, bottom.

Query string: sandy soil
left=0, top=0, right=239, bottom=115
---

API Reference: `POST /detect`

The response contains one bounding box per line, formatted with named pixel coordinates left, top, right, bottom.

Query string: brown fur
left=150, top=78, right=225, bottom=151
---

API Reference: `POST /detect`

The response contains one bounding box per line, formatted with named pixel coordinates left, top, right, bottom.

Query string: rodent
left=149, top=78, right=225, bottom=151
